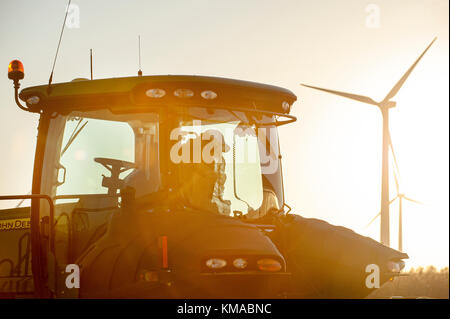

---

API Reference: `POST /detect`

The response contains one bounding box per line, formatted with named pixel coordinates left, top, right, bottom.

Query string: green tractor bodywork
left=0, top=74, right=407, bottom=298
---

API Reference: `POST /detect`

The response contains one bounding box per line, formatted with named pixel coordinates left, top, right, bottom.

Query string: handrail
left=0, top=194, right=55, bottom=254
left=54, top=193, right=120, bottom=200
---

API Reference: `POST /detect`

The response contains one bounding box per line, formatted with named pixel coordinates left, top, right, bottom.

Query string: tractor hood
left=272, top=214, right=409, bottom=298
left=76, top=207, right=287, bottom=298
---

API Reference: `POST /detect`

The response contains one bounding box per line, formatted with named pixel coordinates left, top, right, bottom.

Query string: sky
left=0, top=0, right=448, bottom=269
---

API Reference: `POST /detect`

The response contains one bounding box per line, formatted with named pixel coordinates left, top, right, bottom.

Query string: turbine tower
left=301, top=38, right=436, bottom=247
left=366, top=138, right=423, bottom=252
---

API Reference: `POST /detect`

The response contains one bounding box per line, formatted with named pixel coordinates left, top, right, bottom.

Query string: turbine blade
left=365, top=197, right=398, bottom=228
left=392, top=166, right=400, bottom=194
left=301, top=84, right=379, bottom=106
left=403, top=196, right=423, bottom=205
left=390, top=196, right=398, bottom=205
left=389, top=131, right=401, bottom=179
left=366, top=212, right=381, bottom=228
left=391, top=157, right=400, bottom=195
left=383, top=37, right=437, bottom=102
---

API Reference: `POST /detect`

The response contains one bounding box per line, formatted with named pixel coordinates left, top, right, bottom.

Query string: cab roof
left=19, top=75, right=297, bottom=115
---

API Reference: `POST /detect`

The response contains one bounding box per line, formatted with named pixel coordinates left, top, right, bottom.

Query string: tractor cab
left=3, top=70, right=298, bottom=298
left=30, top=76, right=296, bottom=219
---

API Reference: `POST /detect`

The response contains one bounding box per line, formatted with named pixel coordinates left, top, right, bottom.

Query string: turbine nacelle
left=381, top=100, right=397, bottom=109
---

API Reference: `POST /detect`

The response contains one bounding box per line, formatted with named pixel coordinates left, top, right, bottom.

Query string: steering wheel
left=94, top=157, right=136, bottom=195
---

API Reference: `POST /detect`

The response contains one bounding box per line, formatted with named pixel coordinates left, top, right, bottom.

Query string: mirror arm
left=13, top=81, right=31, bottom=112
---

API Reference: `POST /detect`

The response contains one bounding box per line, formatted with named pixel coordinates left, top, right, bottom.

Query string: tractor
left=0, top=60, right=407, bottom=298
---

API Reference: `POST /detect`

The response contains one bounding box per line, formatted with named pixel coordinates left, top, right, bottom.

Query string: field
left=368, top=266, right=449, bottom=299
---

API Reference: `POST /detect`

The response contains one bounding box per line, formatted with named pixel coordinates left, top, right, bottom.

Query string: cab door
left=40, top=112, right=138, bottom=297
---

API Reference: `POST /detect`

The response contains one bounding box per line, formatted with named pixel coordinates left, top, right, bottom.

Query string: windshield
left=172, top=107, right=284, bottom=218
left=47, top=107, right=284, bottom=219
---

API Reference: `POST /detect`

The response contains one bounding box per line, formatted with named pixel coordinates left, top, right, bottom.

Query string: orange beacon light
left=8, top=59, right=24, bottom=82
left=8, top=59, right=29, bottom=111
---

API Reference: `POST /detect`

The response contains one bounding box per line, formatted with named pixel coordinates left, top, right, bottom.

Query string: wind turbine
left=301, top=38, right=436, bottom=247
left=366, top=138, right=423, bottom=252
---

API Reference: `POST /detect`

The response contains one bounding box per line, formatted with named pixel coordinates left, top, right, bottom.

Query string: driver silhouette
left=178, top=129, right=231, bottom=215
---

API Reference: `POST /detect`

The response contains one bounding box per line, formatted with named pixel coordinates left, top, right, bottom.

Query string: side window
left=56, top=117, right=135, bottom=195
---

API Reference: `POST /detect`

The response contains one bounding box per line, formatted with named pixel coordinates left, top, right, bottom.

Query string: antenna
left=47, top=0, right=72, bottom=94
left=90, top=49, right=93, bottom=80
left=138, top=35, right=143, bottom=76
